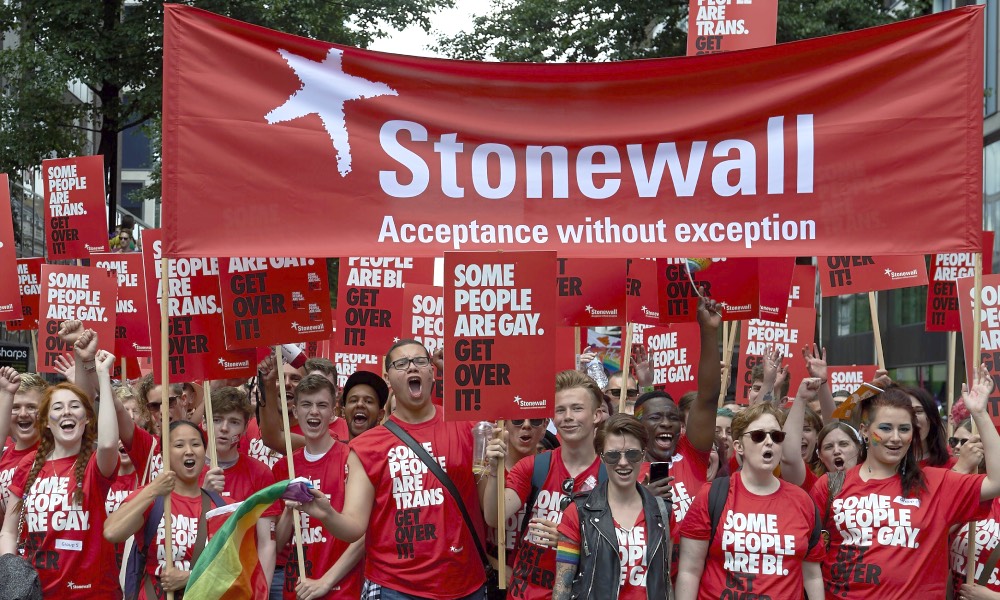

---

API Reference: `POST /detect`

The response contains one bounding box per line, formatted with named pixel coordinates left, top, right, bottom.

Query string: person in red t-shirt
left=633, top=295, right=721, bottom=529
left=289, top=339, right=487, bottom=600
left=105, top=419, right=227, bottom=599
left=209, top=385, right=277, bottom=590
left=272, top=374, right=364, bottom=600
left=811, top=367, right=1000, bottom=599
left=677, top=402, right=825, bottom=599
left=0, top=346, right=122, bottom=599
left=0, top=369, right=45, bottom=530
left=260, top=359, right=306, bottom=454
left=816, top=421, right=864, bottom=475
left=902, top=384, right=964, bottom=471
left=484, top=370, right=604, bottom=600
left=950, top=497, right=1000, bottom=598
left=554, top=414, right=672, bottom=600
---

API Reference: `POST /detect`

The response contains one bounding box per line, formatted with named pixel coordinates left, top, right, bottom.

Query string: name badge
left=55, top=539, right=83, bottom=551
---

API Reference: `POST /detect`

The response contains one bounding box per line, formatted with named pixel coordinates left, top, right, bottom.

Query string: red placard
left=164, top=6, right=983, bottom=260
left=142, top=229, right=256, bottom=383
left=926, top=232, right=994, bottom=332
left=92, top=253, right=151, bottom=358
left=827, top=365, right=878, bottom=396
left=444, top=251, right=557, bottom=420
left=789, top=264, right=817, bottom=309
left=956, top=275, right=1000, bottom=427
left=687, top=0, right=778, bottom=56
left=218, top=257, right=332, bottom=348
left=756, top=257, right=797, bottom=323
left=556, top=258, right=627, bottom=326
left=644, top=323, right=702, bottom=401
left=736, top=306, right=817, bottom=403
left=42, top=156, right=109, bottom=259
left=0, top=174, right=21, bottom=321
left=818, top=255, right=928, bottom=297
left=332, top=351, right=382, bottom=390
left=335, top=257, right=432, bottom=355
left=657, top=258, right=760, bottom=322
left=6, top=258, right=44, bottom=331
left=37, top=265, right=117, bottom=373
left=627, top=259, right=660, bottom=325
left=403, top=284, right=444, bottom=354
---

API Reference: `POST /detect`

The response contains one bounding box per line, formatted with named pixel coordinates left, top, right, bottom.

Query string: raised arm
left=802, top=345, right=835, bottom=422
left=687, top=294, right=722, bottom=452
left=964, top=364, right=1000, bottom=501
left=258, top=356, right=305, bottom=455
left=95, top=350, right=121, bottom=478
left=781, top=378, right=821, bottom=486
left=0, top=367, right=21, bottom=450
left=104, top=470, right=175, bottom=543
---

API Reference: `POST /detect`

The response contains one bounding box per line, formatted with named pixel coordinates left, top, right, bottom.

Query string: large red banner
left=42, top=156, right=108, bottom=259
left=6, top=258, right=44, bottom=331
left=219, top=257, right=332, bottom=348
left=0, top=174, right=21, bottom=321
left=687, top=0, right=779, bottom=56
left=444, top=252, right=556, bottom=421
left=736, top=306, right=817, bottom=403
left=142, top=230, right=256, bottom=383
left=926, top=232, right=994, bottom=332
left=818, top=255, right=929, bottom=297
left=163, top=6, right=984, bottom=259
left=38, top=265, right=117, bottom=373
left=956, top=275, right=1000, bottom=427
left=92, top=253, right=151, bottom=358
left=556, top=258, right=626, bottom=326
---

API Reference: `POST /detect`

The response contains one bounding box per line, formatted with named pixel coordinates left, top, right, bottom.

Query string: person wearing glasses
left=136, top=374, right=186, bottom=436
left=604, top=369, right=640, bottom=415
left=949, top=417, right=988, bottom=476
left=483, top=370, right=605, bottom=600
left=811, top=366, right=1000, bottom=599
left=291, top=339, right=489, bottom=600
left=552, top=414, right=672, bottom=600
left=676, top=402, right=825, bottom=600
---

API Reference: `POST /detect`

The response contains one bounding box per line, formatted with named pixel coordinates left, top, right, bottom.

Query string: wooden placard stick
left=967, top=252, right=983, bottom=583
left=204, top=380, right=217, bottom=467
left=275, top=346, right=307, bottom=578
left=159, top=256, right=174, bottom=600
left=619, top=324, right=634, bottom=414
left=497, top=419, right=507, bottom=589
left=868, top=291, right=886, bottom=370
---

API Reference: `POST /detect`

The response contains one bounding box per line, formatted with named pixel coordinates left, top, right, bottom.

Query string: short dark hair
left=384, top=339, right=430, bottom=370
left=633, top=390, right=675, bottom=414
left=595, top=414, right=649, bottom=454
left=295, top=374, right=337, bottom=402
left=167, top=419, right=207, bottom=446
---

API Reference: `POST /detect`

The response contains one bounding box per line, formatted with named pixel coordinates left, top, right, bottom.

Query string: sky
left=368, top=1, right=494, bottom=58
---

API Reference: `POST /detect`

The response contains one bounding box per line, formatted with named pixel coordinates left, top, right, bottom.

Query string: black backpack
left=706, top=476, right=822, bottom=553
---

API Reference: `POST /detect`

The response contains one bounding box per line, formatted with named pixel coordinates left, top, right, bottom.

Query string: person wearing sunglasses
left=553, top=414, right=671, bottom=600
left=811, top=366, right=1000, bottom=599
left=484, top=370, right=604, bottom=600
left=950, top=417, right=988, bottom=476
left=676, top=402, right=825, bottom=600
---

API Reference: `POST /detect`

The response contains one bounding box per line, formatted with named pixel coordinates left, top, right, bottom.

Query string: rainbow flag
left=186, top=480, right=289, bottom=599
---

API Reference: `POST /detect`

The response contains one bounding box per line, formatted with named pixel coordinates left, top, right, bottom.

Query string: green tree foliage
left=436, top=0, right=931, bottom=62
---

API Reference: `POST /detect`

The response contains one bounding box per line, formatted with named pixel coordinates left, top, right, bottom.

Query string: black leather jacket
left=567, top=481, right=673, bottom=600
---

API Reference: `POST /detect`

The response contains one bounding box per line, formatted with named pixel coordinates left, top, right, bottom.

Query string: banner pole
left=497, top=419, right=507, bottom=589
left=204, top=380, right=217, bottom=467
left=121, top=357, right=127, bottom=385
left=29, top=331, right=37, bottom=373
left=720, top=322, right=740, bottom=404
left=868, top=291, right=886, bottom=370
left=159, top=256, right=174, bottom=600
left=946, top=331, right=956, bottom=435
left=276, top=346, right=307, bottom=579
left=967, top=252, right=983, bottom=584
left=574, top=327, right=581, bottom=358
left=619, top=324, right=634, bottom=414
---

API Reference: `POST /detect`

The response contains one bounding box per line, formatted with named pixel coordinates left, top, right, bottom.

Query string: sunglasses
left=148, top=395, right=179, bottom=410
left=744, top=429, right=786, bottom=444
left=559, top=478, right=575, bottom=510
left=600, top=449, right=644, bottom=465
left=606, top=388, right=639, bottom=398
left=510, top=419, right=545, bottom=427
left=388, top=356, right=431, bottom=371
left=948, top=437, right=970, bottom=448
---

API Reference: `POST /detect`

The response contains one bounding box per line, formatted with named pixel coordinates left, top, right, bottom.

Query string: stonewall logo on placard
left=42, top=156, right=109, bottom=259
left=819, top=255, right=928, bottom=297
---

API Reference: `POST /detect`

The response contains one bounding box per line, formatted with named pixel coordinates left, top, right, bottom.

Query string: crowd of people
left=0, top=299, right=998, bottom=599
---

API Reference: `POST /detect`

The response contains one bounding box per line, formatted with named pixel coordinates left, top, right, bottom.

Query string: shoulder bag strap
left=384, top=420, right=489, bottom=570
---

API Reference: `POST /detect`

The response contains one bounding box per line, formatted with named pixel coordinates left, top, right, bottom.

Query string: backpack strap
left=808, top=504, right=822, bottom=553
left=707, top=476, right=730, bottom=548
left=189, top=490, right=222, bottom=566
left=519, top=452, right=552, bottom=537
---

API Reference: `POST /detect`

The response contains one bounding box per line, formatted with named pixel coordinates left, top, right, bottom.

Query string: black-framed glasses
left=559, top=478, right=574, bottom=510
left=389, top=356, right=431, bottom=371
left=606, top=388, right=639, bottom=398
left=948, top=437, right=970, bottom=448
left=744, top=429, right=786, bottom=444
left=601, top=449, right=644, bottom=465
left=510, top=419, right=545, bottom=427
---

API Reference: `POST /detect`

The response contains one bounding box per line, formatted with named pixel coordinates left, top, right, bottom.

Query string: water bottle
left=472, top=421, right=493, bottom=475
left=586, top=357, right=609, bottom=390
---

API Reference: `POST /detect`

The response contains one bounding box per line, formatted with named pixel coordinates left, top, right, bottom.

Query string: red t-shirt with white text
left=273, top=443, right=360, bottom=599
left=811, top=465, right=987, bottom=598
left=950, top=497, right=1000, bottom=593
left=349, top=408, right=486, bottom=599
left=9, top=452, right=121, bottom=598
left=505, top=447, right=601, bottom=600
left=681, top=472, right=824, bottom=599
left=558, top=502, right=649, bottom=600
left=243, top=418, right=281, bottom=469
left=662, top=434, right=710, bottom=528
left=0, top=441, right=37, bottom=514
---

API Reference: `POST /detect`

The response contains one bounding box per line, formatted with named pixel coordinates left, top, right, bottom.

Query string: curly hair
left=20, top=383, right=96, bottom=508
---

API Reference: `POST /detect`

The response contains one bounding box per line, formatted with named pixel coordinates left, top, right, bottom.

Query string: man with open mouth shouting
left=0, top=368, right=45, bottom=531
left=289, top=339, right=488, bottom=600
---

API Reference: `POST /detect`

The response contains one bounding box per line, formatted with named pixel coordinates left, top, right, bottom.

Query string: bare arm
left=780, top=378, right=821, bottom=487
left=319, top=536, right=365, bottom=588
left=551, top=533, right=578, bottom=600
left=0, top=496, right=21, bottom=554
left=292, top=451, right=374, bottom=544
left=95, top=350, right=120, bottom=478
left=964, top=364, right=1000, bottom=501
left=675, top=537, right=709, bottom=600
left=256, top=517, right=276, bottom=589
left=0, top=367, right=21, bottom=449
left=257, top=356, right=305, bottom=455
left=688, top=295, right=722, bottom=452
left=803, top=561, right=825, bottom=599
left=104, top=472, right=174, bottom=543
